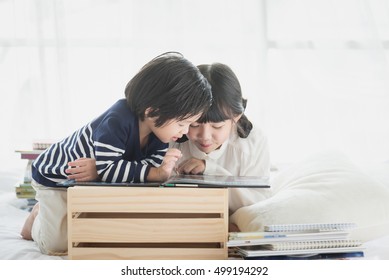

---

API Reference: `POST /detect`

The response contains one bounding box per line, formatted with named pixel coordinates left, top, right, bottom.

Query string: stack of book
left=228, top=222, right=364, bottom=260
left=14, top=141, right=53, bottom=210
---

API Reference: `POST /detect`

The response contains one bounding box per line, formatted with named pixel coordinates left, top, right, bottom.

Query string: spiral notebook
left=264, top=222, right=357, bottom=233
left=227, top=231, right=350, bottom=247
left=237, top=239, right=364, bottom=257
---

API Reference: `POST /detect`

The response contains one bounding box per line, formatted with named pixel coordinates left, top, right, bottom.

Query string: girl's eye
left=212, top=125, right=224, bottom=129
left=190, top=124, right=200, bottom=128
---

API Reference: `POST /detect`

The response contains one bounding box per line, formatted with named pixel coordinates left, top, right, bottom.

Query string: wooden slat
left=70, top=218, right=226, bottom=243
left=68, top=186, right=227, bottom=213
left=70, top=247, right=227, bottom=260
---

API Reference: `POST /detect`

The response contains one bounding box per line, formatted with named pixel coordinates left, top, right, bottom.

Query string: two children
left=63, top=63, right=271, bottom=232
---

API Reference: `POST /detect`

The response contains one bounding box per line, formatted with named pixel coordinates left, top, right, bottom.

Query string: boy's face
left=186, top=120, right=233, bottom=154
left=152, top=114, right=202, bottom=143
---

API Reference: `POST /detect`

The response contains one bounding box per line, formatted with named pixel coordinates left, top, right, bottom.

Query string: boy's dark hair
left=196, top=63, right=253, bottom=138
left=125, top=52, right=212, bottom=127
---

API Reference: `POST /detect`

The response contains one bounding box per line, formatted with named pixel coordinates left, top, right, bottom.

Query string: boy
left=21, top=52, right=213, bottom=255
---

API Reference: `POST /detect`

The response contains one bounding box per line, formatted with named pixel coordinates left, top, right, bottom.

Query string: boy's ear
left=144, top=107, right=153, bottom=118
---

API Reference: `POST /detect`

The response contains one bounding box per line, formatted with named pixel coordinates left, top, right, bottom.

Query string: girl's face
left=152, top=114, right=202, bottom=143
left=186, top=120, right=234, bottom=154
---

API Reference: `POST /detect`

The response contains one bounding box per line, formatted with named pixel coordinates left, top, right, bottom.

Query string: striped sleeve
left=93, top=116, right=166, bottom=183
left=32, top=124, right=96, bottom=186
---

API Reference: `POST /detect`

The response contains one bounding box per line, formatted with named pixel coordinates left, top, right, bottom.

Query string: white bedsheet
left=0, top=191, right=64, bottom=260
left=1, top=159, right=389, bottom=260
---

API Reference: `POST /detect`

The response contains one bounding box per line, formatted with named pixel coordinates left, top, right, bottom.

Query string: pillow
left=230, top=151, right=389, bottom=241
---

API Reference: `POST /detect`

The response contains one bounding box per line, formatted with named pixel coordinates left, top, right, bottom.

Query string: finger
left=164, top=157, right=178, bottom=168
left=67, top=161, right=87, bottom=168
left=165, top=148, right=182, bottom=158
left=68, top=157, right=93, bottom=167
left=190, top=165, right=204, bottom=175
left=180, top=162, right=198, bottom=174
left=65, top=166, right=86, bottom=174
left=75, top=175, right=93, bottom=182
left=67, top=172, right=93, bottom=181
left=177, top=159, right=191, bottom=172
left=67, top=173, right=82, bottom=180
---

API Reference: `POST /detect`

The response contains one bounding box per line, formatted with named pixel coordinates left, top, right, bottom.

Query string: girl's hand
left=66, top=158, right=99, bottom=181
left=147, top=148, right=182, bottom=182
left=229, top=223, right=240, bottom=232
left=177, top=158, right=205, bottom=175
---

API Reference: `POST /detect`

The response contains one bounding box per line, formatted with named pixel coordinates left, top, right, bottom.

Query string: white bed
left=1, top=151, right=389, bottom=260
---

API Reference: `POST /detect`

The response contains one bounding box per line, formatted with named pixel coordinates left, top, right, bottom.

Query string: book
left=15, top=182, right=36, bottom=199
left=57, top=180, right=160, bottom=187
left=258, top=239, right=362, bottom=251
left=228, top=222, right=364, bottom=259
left=15, top=191, right=36, bottom=199
left=15, top=150, right=43, bottom=160
left=227, top=231, right=350, bottom=247
left=241, top=251, right=365, bottom=260
left=57, top=174, right=270, bottom=188
left=264, top=222, right=357, bottom=233
left=32, top=140, right=53, bottom=150
left=162, top=174, right=270, bottom=188
left=236, top=240, right=364, bottom=257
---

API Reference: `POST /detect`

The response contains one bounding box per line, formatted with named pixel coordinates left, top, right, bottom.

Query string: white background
left=1, top=0, right=389, bottom=174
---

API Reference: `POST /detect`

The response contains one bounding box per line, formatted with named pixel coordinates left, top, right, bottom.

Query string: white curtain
left=265, top=0, right=389, bottom=164
left=1, top=0, right=388, bottom=173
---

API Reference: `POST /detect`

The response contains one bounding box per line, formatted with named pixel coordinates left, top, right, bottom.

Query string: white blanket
left=230, top=152, right=389, bottom=259
left=1, top=153, right=389, bottom=260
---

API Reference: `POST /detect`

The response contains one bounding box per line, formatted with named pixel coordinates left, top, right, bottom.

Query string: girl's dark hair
left=196, top=63, right=253, bottom=138
left=125, top=52, right=212, bottom=127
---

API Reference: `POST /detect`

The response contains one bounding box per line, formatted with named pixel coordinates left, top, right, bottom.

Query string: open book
left=57, top=174, right=270, bottom=188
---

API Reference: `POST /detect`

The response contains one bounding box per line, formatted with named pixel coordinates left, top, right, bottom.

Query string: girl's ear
left=233, top=113, right=243, bottom=124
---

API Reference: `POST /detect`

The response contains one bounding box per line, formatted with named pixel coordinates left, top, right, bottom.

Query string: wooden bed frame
left=67, top=186, right=229, bottom=260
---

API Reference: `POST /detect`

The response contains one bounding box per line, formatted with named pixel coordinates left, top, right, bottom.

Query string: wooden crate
left=67, top=186, right=228, bottom=260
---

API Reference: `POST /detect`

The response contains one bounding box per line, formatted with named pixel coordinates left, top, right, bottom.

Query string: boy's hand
left=66, top=158, right=99, bottom=181
left=147, top=148, right=182, bottom=182
left=177, top=158, right=205, bottom=175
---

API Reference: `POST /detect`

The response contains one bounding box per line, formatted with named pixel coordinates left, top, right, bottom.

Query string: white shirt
left=170, top=126, right=271, bottom=213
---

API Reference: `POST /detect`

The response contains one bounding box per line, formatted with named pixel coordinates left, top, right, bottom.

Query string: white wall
left=1, top=0, right=388, bottom=174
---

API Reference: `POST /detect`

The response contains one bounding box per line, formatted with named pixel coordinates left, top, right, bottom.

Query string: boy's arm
left=67, top=148, right=181, bottom=183
left=92, top=115, right=168, bottom=183
left=66, top=158, right=99, bottom=181
left=146, top=148, right=182, bottom=182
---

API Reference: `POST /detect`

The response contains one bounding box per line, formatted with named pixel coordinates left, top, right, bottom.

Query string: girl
left=172, top=63, right=271, bottom=215
left=21, top=52, right=213, bottom=255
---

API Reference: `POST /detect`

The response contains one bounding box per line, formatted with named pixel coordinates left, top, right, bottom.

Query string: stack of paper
left=228, top=222, right=364, bottom=259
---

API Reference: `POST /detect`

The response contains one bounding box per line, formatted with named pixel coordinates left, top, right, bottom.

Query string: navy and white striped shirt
left=32, top=99, right=168, bottom=187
